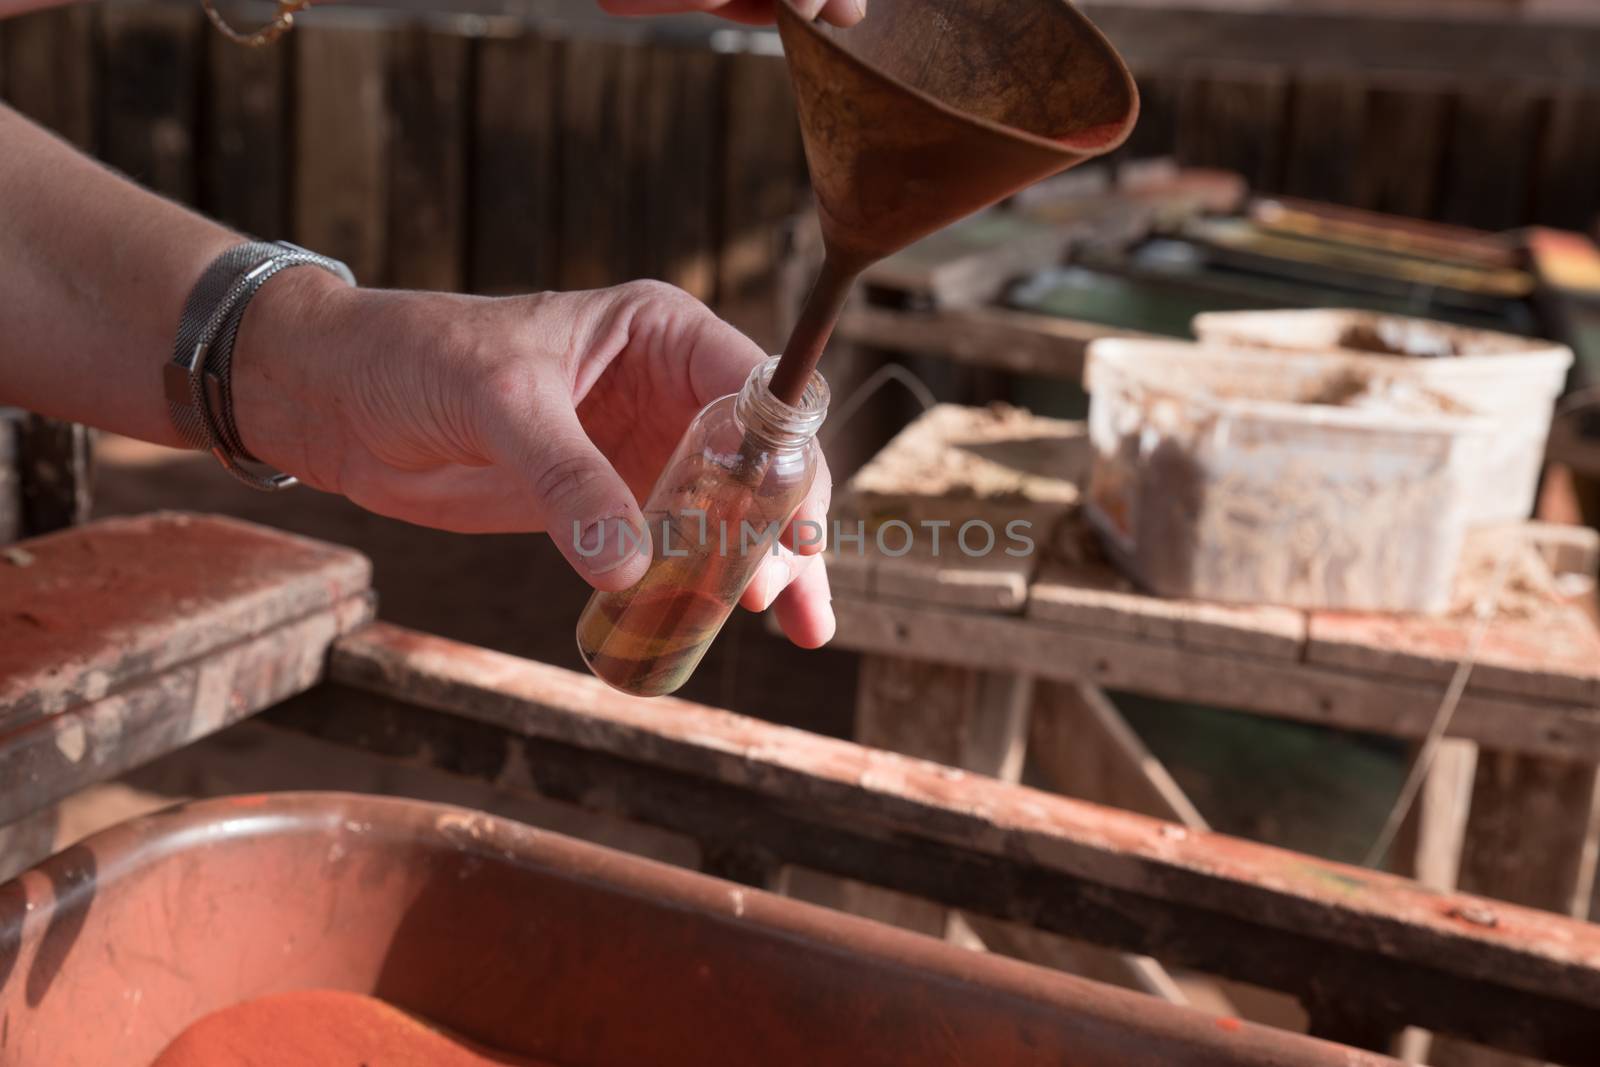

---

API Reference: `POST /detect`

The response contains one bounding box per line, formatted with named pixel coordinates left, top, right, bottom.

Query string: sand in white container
left=1085, top=338, right=1496, bottom=613
left=1192, top=309, right=1573, bottom=523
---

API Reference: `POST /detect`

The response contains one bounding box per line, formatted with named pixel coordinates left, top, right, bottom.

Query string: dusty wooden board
left=833, top=405, right=1084, bottom=611
left=294, top=19, right=389, bottom=284
left=0, top=512, right=372, bottom=726
left=470, top=29, right=559, bottom=295
left=862, top=211, right=1078, bottom=309
left=0, top=597, right=370, bottom=829
left=1029, top=557, right=1307, bottom=661
left=828, top=596, right=1600, bottom=762
left=385, top=22, right=470, bottom=292
left=304, top=622, right=1600, bottom=1060
left=13, top=415, right=92, bottom=537
left=835, top=302, right=1152, bottom=380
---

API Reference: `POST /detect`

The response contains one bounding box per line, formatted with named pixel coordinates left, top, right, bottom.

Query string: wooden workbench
left=5, top=512, right=1600, bottom=1059
left=822, top=404, right=1600, bottom=940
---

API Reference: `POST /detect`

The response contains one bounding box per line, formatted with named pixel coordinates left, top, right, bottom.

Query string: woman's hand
left=233, top=273, right=835, bottom=649
left=599, top=0, right=865, bottom=28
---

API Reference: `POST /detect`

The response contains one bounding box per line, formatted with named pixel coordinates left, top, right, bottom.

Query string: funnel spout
left=770, top=255, right=858, bottom=407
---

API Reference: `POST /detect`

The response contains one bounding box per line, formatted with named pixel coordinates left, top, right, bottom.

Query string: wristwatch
left=164, top=240, right=355, bottom=491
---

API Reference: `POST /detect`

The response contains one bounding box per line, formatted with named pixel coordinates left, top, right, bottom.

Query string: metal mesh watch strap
left=165, top=240, right=355, bottom=491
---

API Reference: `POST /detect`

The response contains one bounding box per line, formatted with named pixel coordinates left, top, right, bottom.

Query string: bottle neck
left=735, top=357, right=829, bottom=452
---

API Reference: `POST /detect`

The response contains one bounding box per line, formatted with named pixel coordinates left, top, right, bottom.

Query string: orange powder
left=151, top=989, right=558, bottom=1067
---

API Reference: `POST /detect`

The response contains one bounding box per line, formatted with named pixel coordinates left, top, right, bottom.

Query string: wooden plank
left=1029, top=680, right=1208, bottom=830
left=0, top=414, right=19, bottom=545
left=385, top=22, right=470, bottom=292
left=1305, top=602, right=1600, bottom=708
left=0, top=5, right=96, bottom=150
left=1119, top=71, right=1180, bottom=162
left=304, top=622, right=1600, bottom=1060
left=636, top=45, right=720, bottom=299
left=0, top=598, right=370, bottom=830
left=718, top=50, right=804, bottom=351
left=1175, top=63, right=1291, bottom=192
left=1532, top=91, right=1600, bottom=230
left=1030, top=558, right=1307, bottom=660
left=1077, top=4, right=1600, bottom=90
left=12, top=415, right=92, bottom=538
left=294, top=20, right=388, bottom=284
left=1429, top=753, right=1600, bottom=1066
left=863, top=212, right=1078, bottom=309
left=1352, top=79, right=1453, bottom=219
left=1437, top=86, right=1541, bottom=231
left=559, top=37, right=644, bottom=292
left=1281, top=69, right=1367, bottom=205
left=202, top=22, right=288, bottom=237
left=99, top=4, right=202, bottom=203
left=470, top=29, right=559, bottom=295
left=1459, top=752, right=1600, bottom=918
left=0, top=513, right=372, bottom=726
left=828, top=596, right=1600, bottom=762
left=835, top=303, right=1151, bottom=380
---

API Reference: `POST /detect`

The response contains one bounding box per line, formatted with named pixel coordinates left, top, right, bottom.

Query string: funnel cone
left=776, top=0, right=1139, bottom=270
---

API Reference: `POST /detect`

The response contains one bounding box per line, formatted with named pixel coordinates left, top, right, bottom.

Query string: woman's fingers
left=740, top=545, right=838, bottom=651
left=773, top=556, right=835, bottom=649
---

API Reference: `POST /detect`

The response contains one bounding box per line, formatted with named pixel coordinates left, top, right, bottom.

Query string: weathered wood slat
left=1437, top=85, right=1541, bottom=232
left=296, top=622, right=1600, bottom=1061
left=1, top=6, right=96, bottom=150
left=1078, top=4, right=1600, bottom=89
left=99, top=4, right=202, bottom=202
left=1176, top=64, right=1291, bottom=193
left=1533, top=91, right=1600, bottom=230
left=12, top=415, right=92, bottom=538
left=1281, top=69, right=1367, bottom=205
left=0, top=513, right=372, bottom=727
left=386, top=22, right=470, bottom=292
left=470, top=29, right=560, bottom=295
left=0, top=596, right=370, bottom=830
left=559, top=37, right=644, bottom=292
left=829, top=596, right=1600, bottom=762
left=835, top=303, right=1149, bottom=380
left=718, top=50, right=804, bottom=351
left=203, top=20, right=289, bottom=237
left=294, top=19, right=389, bottom=284
left=1352, top=79, right=1453, bottom=220
left=636, top=45, right=720, bottom=299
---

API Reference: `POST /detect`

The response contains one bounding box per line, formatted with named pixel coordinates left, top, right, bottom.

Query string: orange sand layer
left=151, top=989, right=558, bottom=1067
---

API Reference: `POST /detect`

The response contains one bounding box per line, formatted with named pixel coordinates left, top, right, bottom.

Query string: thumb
left=494, top=392, right=652, bottom=591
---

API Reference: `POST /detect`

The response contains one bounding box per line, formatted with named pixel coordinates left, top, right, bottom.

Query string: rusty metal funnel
left=767, top=0, right=1139, bottom=403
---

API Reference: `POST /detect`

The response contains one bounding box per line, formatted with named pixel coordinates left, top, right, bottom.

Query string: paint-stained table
left=819, top=405, right=1600, bottom=944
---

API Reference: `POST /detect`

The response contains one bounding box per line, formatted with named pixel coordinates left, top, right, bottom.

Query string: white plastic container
left=1084, top=338, right=1497, bottom=613
left=1192, top=310, right=1573, bottom=523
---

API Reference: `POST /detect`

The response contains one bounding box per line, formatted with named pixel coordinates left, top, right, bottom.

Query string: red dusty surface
left=0, top=793, right=1391, bottom=1067
left=0, top=512, right=371, bottom=725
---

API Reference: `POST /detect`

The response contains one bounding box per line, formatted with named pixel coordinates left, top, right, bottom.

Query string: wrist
left=230, top=263, right=357, bottom=483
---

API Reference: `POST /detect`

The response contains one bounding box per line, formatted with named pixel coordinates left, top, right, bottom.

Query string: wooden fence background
left=2, top=1, right=1599, bottom=353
